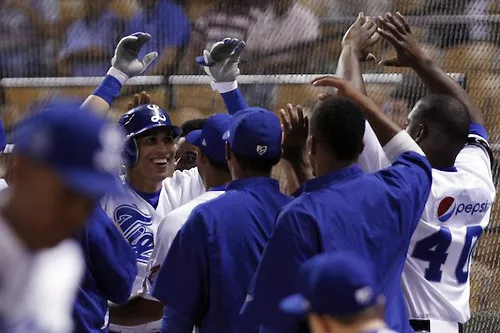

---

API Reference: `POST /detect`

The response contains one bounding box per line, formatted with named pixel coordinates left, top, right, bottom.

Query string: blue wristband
left=93, top=75, right=123, bottom=105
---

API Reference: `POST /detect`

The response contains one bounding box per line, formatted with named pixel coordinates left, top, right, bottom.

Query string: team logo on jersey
left=114, top=205, right=155, bottom=264
left=437, top=196, right=491, bottom=222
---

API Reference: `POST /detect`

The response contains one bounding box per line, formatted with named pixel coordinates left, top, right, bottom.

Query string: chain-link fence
left=0, top=0, right=499, bottom=331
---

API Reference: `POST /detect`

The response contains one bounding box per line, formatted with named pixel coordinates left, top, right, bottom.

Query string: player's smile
left=150, top=153, right=174, bottom=172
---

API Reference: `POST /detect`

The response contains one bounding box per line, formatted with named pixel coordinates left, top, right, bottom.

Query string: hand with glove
left=108, top=32, right=159, bottom=83
left=196, top=38, right=246, bottom=93
left=83, top=32, right=157, bottom=112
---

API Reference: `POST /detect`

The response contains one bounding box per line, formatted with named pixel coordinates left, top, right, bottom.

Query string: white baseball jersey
left=142, top=190, right=226, bottom=300
left=359, top=124, right=496, bottom=324
left=403, top=133, right=495, bottom=323
left=0, top=215, right=83, bottom=333
left=102, top=167, right=205, bottom=332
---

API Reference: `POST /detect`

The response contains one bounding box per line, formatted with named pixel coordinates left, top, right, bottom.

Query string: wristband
left=210, top=81, right=238, bottom=93
left=92, top=73, right=124, bottom=105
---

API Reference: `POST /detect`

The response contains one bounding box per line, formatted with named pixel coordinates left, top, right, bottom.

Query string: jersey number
left=411, top=226, right=483, bottom=283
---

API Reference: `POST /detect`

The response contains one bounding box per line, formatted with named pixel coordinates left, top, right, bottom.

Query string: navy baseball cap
left=222, top=107, right=281, bottom=162
left=186, top=114, right=230, bottom=164
left=13, top=101, right=124, bottom=199
left=280, top=252, right=378, bottom=318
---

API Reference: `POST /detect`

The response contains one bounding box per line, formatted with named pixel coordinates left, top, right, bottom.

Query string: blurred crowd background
left=0, top=1, right=500, bottom=331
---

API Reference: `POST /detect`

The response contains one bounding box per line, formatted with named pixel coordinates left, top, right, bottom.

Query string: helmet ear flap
left=122, top=137, right=139, bottom=168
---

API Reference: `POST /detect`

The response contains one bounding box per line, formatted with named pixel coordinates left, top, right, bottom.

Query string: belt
left=410, top=319, right=463, bottom=333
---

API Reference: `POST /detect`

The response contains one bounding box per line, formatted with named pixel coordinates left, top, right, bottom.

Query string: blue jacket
left=152, top=177, right=292, bottom=333
left=241, top=152, right=432, bottom=333
left=73, top=206, right=138, bottom=332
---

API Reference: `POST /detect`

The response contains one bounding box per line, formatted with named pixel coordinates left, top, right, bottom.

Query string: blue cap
left=222, top=107, right=281, bottom=162
left=13, top=101, right=124, bottom=199
left=186, top=114, right=230, bottom=164
left=280, top=252, right=378, bottom=318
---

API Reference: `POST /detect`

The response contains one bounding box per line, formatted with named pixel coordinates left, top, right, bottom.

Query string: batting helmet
left=118, top=104, right=182, bottom=167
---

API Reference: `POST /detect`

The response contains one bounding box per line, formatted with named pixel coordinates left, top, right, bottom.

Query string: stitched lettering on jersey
left=114, top=205, right=154, bottom=264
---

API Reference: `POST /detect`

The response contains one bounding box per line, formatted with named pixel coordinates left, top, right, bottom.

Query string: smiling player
left=80, top=33, right=247, bottom=332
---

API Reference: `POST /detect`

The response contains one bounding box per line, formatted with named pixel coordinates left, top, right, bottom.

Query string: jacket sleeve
left=89, top=206, right=138, bottom=304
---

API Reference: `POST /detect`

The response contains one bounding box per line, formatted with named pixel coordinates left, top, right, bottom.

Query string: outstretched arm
left=330, top=13, right=390, bottom=171
left=196, top=38, right=248, bottom=114
left=377, top=12, right=484, bottom=125
left=335, top=13, right=380, bottom=95
left=81, top=32, right=158, bottom=113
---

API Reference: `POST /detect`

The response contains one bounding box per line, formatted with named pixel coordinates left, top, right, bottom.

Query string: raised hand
left=127, top=91, right=151, bottom=110
left=312, top=76, right=380, bottom=115
left=196, top=38, right=246, bottom=82
left=111, top=32, right=158, bottom=78
left=376, top=12, right=428, bottom=68
left=280, top=104, right=309, bottom=163
left=342, top=12, right=381, bottom=62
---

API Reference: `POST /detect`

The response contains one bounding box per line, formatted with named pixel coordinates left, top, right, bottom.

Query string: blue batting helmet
left=118, top=104, right=182, bottom=167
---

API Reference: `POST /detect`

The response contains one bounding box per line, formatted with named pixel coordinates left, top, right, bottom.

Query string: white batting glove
left=196, top=38, right=246, bottom=93
left=107, top=32, right=158, bottom=84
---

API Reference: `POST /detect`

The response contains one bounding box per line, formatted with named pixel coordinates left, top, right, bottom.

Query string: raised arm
left=331, top=14, right=390, bottom=172
left=81, top=33, right=158, bottom=113
left=376, top=12, right=484, bottom=125
left=196, top=38, right=249, bottom=114
left=336, top=13, right=380, bottom=95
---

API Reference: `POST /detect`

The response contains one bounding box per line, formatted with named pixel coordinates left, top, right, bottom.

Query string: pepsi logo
left=437, top=196, right=491, bottom=222
left=437, top=196, right=456, bottom=222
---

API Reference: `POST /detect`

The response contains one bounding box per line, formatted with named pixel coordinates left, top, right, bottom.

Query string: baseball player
left=151, top=108, right=293, bottom=333
left=141, top=113, right=232, bottom=308
left=280, top=252, right=398, bottom=333
left=329, top=12, right=495, bottom=332
left=240, top=78, right=432, bottom=333
left=0, top=101, right=124, bottom=332
left=73, top=204, right=138, bottom=332
left=80, top=33, right=247, bottom=332
left=373, top=13, right=495, bottom=333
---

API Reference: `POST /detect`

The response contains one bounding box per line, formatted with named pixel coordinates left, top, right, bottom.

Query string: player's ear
left=196, top=147, right=206, bottom=165
left=225, top=142, right=232, bottom=163
left=414, top=123, right=425, bottom=143
left=308, top=136, right=317, bottom=156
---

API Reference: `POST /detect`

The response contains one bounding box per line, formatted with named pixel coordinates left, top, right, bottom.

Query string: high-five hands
left=342, top=12, right=381, bottom=62
left=111, top=32, right=158, bottom=78
left=280, top=104, right=309, bottom=163
left=196, top=38, right=246, bottom=83
left=127, top=91, right=151, bottom=110
left=376, top=12, right=429, bottom=68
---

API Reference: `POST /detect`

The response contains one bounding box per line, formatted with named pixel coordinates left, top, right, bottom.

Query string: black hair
left=310, top=97, right=366, bottom=161
left=232, top=151, right=278, bottom=174
left=207, top=156, right=230, bottom=173
left=333, top=303, right=384, bottom=325
left=413, top=94, right=470, bottom=147
left=180, top=118, right=206, bottom=137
